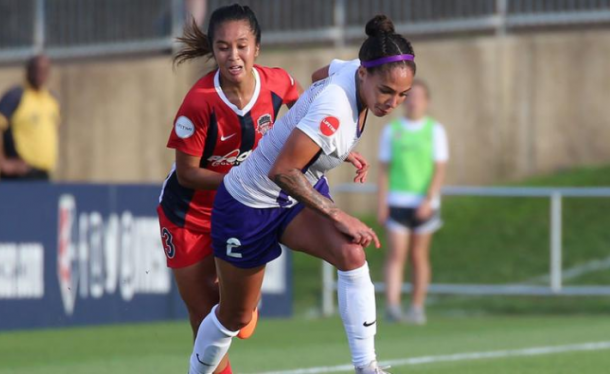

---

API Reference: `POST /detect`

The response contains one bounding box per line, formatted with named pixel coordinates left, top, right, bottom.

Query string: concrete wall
left=1, top=30, right=609, bottom=197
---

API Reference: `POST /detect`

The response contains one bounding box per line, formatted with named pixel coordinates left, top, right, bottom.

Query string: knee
left=387, top=248, right=407, bottom=264
left=217, top=307, right=253, bottom=332
left=410, top=249, right=429, bottom=264
left=185, top=284, right=219, bottom=330
left=187, top=303, right=213, bottom=331
left=333, top=243, right=366, bottom=271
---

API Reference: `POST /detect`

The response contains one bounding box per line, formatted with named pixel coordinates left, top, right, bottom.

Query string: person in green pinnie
left=377, top=79, right=449, bottom=325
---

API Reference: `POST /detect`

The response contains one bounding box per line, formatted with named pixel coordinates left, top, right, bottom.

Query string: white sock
left=337, top=262, right=377, bottom=367
left=189, top=305, right=238, bottom=374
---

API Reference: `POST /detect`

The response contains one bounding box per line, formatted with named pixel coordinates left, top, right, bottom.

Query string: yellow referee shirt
left=0, top=85, right=60, bottom=172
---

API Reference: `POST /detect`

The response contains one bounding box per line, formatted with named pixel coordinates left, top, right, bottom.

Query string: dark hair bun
left=365, top=15, right=395, bottom=38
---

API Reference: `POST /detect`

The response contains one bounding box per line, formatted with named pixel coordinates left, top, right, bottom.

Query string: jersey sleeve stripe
left=271, top=91, right=283, bottom=119
left=238, top=113, right=256, bottom=164
left=160, top=172, right=196, bottom=228
left=200, top=111, right=218, bottom=168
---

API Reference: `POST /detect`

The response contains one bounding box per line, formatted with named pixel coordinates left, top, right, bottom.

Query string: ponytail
left=173, top=18, right=212, bottom=66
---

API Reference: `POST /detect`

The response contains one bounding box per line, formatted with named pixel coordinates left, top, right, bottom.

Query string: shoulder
left=432, top=121, right=447, bottom=136
left=1, top=86, right=24, bottom=103
left=256, top=65, right=294, bottom=86
left=329, top=59, right=360, bottom=75
left=180, top=72, right=217, bottom=113
left=314, top=83, right=352, bottom=115
left=49, top=89, right=60, bottom=101
left=381, top=122, right=394, bottom=137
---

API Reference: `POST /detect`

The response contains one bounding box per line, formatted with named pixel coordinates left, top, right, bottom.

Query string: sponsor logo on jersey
left=207, top=149, right=252, bottom=167
left=175, top=116, right=195, bottom=139
left=257, top=114, right=273, bottom=135
left=220, top=133, right=237, bottom=141
left=320, top=116, right=340, bottom=136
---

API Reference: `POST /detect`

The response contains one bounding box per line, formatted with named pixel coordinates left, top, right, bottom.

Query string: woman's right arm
left=268, top=129, right=380, bottom=248
left=174, top=150, right=224, bottom=190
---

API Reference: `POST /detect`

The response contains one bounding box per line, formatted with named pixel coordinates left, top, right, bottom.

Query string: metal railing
left=2, top=0, right=610, bottom=61
left=0, top=0, right=183, bottom=61
left=321, top=183, right=610, bottom=316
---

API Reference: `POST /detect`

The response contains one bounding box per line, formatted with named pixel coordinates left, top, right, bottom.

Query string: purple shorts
left=212, top=178, right=331, bottom=268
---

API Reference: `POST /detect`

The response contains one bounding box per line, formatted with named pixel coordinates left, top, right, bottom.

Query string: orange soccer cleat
left=236, top=308, right=258, bottom=339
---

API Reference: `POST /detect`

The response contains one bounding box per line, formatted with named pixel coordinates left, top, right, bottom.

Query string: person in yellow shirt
left=0, top=55, right=60, bottom=181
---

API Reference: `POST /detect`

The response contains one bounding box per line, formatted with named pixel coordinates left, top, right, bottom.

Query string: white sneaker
left=385, top=305, right=403, bottom=323
left=404, top=307, right=427, bottom=325
left=355, top=360, right=391, bottom=374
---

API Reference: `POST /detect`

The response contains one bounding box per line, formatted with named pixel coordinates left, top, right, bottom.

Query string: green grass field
left=2, top=315, right=610, bottom=373
left=2, top=165, right=609, bottom=373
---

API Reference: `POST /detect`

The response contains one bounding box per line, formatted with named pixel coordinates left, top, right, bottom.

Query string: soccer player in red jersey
left=156, top=5, right=301, bottom=374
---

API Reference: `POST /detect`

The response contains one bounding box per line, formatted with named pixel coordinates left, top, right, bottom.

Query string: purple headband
left=361, top=54, right=414, bottom=68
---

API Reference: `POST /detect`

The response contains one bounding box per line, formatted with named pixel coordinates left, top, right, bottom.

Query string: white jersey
left=224, top=59, right=363, bottom=208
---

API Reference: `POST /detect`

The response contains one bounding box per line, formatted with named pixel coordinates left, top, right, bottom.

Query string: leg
left=281, top=208, right=365, bottom=271
left=173, top=256, right=219, bottom=338
left=281, top=208, right=377, bottom=370
left=383, top=222, right=410, bottom=320
left=409, top=232, right=433, bottom=313
left=173, top=257, right=232, bottom=373
left=189, top=259, right=265, bottom=374
left=215, top=259, right=265, bottom=332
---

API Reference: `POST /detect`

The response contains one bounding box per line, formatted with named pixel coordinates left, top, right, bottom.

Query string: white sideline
left=254, top=341, right=610, bottom=374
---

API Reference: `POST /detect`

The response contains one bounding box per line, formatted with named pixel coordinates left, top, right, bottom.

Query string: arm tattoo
left=273, top=169, right=340, bottom=220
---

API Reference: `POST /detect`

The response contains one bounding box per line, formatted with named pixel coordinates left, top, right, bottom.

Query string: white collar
left=214, top=67, right=261, bottom=117
left=401, top=117, right=427, bottom=131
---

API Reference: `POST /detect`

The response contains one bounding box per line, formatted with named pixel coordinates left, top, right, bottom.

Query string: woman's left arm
left=426, top=162, right=446, bottom=202
left=417, top=124, right=449, bottom=220
left=416, top=162, right=446, bottom=220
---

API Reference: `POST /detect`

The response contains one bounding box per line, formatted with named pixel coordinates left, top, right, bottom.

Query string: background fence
left=322, top=184, right=610, bottom=316
left=2, top=0, right=610, bottom=61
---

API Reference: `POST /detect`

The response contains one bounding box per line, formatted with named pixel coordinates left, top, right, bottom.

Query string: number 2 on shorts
left=226, top=238, right=242, bottom=258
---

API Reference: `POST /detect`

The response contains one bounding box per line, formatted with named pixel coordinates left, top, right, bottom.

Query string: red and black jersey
left=159, top=65, right=299, bottom=233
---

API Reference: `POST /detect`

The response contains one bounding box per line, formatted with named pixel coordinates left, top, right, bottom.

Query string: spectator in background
left=377, top=79, right=448, bottom=324
left=0, top=55, right=60, bottom=181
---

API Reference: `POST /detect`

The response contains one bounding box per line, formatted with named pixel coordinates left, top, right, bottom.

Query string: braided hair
left=358, top=15, right=416, bottom=74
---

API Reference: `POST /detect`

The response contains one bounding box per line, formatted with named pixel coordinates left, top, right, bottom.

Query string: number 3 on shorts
left=161, top=227, right=175, bottom=259
left=226, top=238, right=242, bottom=258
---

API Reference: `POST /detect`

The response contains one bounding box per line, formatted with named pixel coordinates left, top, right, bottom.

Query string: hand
left=416, top=200, right=433, bottom=220
left=345, top=151, right=369, bottom=183
left=377, top=204, right=389, bottom=227
left=0, top=158, right=30, bottom=176
left=332, top=211, right=381, bottom=249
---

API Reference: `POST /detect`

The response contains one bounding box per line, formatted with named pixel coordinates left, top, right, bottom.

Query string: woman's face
left=404, top=84, right=429, bottom=120
left=358, top=65, right=413, bottom=117
left=212, top=20, right=259, bottom=86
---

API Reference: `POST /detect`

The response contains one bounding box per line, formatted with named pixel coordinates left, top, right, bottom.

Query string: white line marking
left=254, top=341, right=610, bottom=374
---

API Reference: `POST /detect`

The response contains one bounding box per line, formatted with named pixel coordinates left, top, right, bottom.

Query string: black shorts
left=387, top=206, right=442, bottom=234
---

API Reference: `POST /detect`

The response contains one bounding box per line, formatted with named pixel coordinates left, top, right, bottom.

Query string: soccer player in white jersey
left=188, top=15, right=417, bottom=374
